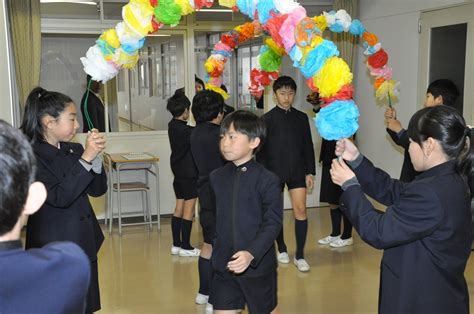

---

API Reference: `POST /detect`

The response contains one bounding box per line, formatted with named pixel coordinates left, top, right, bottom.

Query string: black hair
left=195, top=76, right=205, bottom=90
left=220, top=84, right=228, bottom=93
left=167, top=90, right=191, bottom=118
left=220, top=110, right=266, bottom=153
left=0, top=120, right=36, bottom=236
left=426, top=79, right=460, bottom=107
left=192, top=90, right=225, bottom=123
left=407, top=106, right=472, bottom=193
left=20, top=87, right=74, bottom=143
left=273, top=76, right=297, bottom=93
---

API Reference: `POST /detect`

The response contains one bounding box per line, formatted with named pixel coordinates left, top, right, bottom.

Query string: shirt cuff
left=91, top=155, right=103, bottom=174
left=342, top=177, right=360, bottom=191
left=397, top=128, right=406, bottom=138
left=79, top=159, right=93, bottom=172
left=347, top=154, right=363, bottom=169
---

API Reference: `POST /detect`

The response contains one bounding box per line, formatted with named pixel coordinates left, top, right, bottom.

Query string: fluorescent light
left=40, top=0, right=97, bottom=5
left=198, top=9, right=233, bottom=13
left=147, top=34, right=172, bottom=37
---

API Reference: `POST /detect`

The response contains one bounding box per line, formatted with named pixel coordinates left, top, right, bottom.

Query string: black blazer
left=26, top=142, right=106, bottom=261
left=341, top=157, right=472, bottom=314
left=386, top=128, right=420, bottom=182
left=319, top=139, right=337, bottom=165
left=0, top=241, right=90, bottom=314
left=190, top=122, right=225, bottom=211
left=168, top=119, right=198, bottom=179
left=257, top=106, right=316, bottom=182
left=210, top=160, right=282, bottom=276
left=81, top=91, right=106, bottom=132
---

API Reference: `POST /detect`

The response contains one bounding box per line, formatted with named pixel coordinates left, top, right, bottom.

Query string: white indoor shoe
left=277, top=252, right=290, bottom=264
left=205, top=303, right=213, bottom=314
left=318, top=235, right=341, bottom=245
left=293, top=257, right=310, bottom=272
left=330, top=237, right=354, bottom=248
left=179, top=248, right=201, bottom=257
left=195, top=293, right=209, bottom=305
left=171, top=246, right=180, bottom=255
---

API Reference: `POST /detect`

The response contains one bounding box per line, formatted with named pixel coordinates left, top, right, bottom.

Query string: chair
left=103, top=153, right=154, bottom=235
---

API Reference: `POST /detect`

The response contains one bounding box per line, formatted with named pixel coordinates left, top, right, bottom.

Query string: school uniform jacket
left=190, top=122, right=225, bottom=211
left=386, top=128, right=420, bottom=182
left=168, top=119, right=198, bottom=179
left=81, top=91, right=106, bottom=132
left=210, top=160, right=283, bottom=277
left=340, top=157, right=472, bottom=314
left=0, top=240, right=90, bottom=314
left=257, top=106, right=316, bottom=182
left=26, top=141, right=106, bottom=262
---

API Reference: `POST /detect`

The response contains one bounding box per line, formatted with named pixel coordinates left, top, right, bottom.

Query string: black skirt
left=319, top=163, right=342, bottom=204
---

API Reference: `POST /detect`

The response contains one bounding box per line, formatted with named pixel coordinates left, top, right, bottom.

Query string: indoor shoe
left=330, top=237, right=354, bottom=248
left=195, top=293, right=209, bottom=305
left=318, top=235, right=341, bottom=245
left=277, top=252, right=290, bottom=264
left=179, top=247, right=201, bottom=257
left=205, top=303, right=213, bottom=314
left=293, top=257, right=310, bottom=272
left=171, top=246, right=180, bottom=255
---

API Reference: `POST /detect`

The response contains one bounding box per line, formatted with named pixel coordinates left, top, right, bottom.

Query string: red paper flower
left=368, top=48, right=388, bottom=69
left=307, top=77, right=318, bottom=92
left=150, top=0, right=158, bottom=7
left=221, top=33, right=237, bottom=49
left=321, top=85, right=353, bottom=107
left=266, top=14, right=288, bottom=48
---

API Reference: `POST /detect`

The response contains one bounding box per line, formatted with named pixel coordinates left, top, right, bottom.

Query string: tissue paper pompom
left=300, top=39, right=339, bottom=78
left=279, top=6, right=307, bottom=52
left=214, top=42, right=232, bottom=52
left=176, top=0, right=194, bottom=15
left=205, top=84, right=229, bottom=99
left=315, top=100, right=359, bottom=140
left=349, top=19, right=365, bottom=36
left=236, top=0, right=257, bottom=18
left=123, top=0, right=154, bottom=37
left=236, top=22, right=255, bottom=44
left=154, top=0, right=182, bottom=26
left=320, top=85, right=353, bottom=106
left=376, top=80, right=400, bottom=100
left=363, top=42, right=381, bottom=56
left=81, top=45, right=120, bottom=83
left=259, top=47, right=282, bottom=72
left=219, top=0, right=236, bottom=8
left=114, top=48, right=140, bottom=69
left=116, top=22, right=142, bottom=44
left=313, top=15, right=327, bottom=32
left=207, top=76, right=223, bottom=87
left=100, top=29, right=120, bottom=49
left=313, top=56, right=353, bottom=98
left=323, top=10, right=336, bottom=26
left=121, top=38, right=145, bottom=54
left=205, top=58, right=226, bottom=77
left=150, top=0, right=158, bottom=6
left=265, top=37, right=286, bottom=56
left=334, top=10, right=352, bottom=31
left=266, top=14, right=288, bottom=47
left=370, top=65, right=392, bottom=80
left=363, top=31, right=378, bottom=46
left=295, top=18, right=321, bottom=48
left=221, top=32, right=238, bottom=49
left=256, top=0, right=278, bottom=24
left=307, top=77, right=318, bottom=92
left=374, top=77, right=385, bottom=90
left=368, top=48, right=388, bottom=69
left=274, top=0, right=301, bottom=14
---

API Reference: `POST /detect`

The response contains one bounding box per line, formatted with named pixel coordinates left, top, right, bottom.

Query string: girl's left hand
left=330, top=158, right=356, bottom=186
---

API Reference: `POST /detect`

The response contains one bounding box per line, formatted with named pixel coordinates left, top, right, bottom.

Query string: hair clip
left=38, top=93, right=41, bottom=98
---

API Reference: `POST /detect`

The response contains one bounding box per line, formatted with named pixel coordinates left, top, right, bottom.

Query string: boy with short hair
left=257, top=76, right=316, bottom=272
left=210, top=110, right=282, bottom=314
left=190, top=90, right=226, bottom=306
left=385, top=78, right=460, bottom=182
left=0, top=120, right=90, bottom=313
left=167, top=90, right=200, bottom=257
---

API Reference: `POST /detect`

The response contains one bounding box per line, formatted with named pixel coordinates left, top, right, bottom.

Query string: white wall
left=0, top=0, right=15, bottom=124
left=354, top=0, right=468, bottom=178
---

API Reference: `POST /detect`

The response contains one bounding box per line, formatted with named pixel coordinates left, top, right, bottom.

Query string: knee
left=293, top=207, right=307, bottom=219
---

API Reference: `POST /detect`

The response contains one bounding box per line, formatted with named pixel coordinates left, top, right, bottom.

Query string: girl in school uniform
left=331, top=105, right=473, bottom=313
left=20, top=87, right=107, bottom=313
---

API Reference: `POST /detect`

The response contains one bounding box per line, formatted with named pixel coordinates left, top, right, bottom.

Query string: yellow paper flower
left=265, top=38, right=286, bottom=56
left=205, top=84, right=229, bottom=100
left=376, top=79, right=399, bottom=100
left=123, top=0, right=154, bottom=37
left=100, top=29, right=120, bottom=49
left=313, top=15, right=327, bottom=32
left=313, top=56, right=353, bottom=98
left=219, top=0, right=236, bottom=8
left=115, top=49, right=139, bottom=69
left=175, top=0, right=194, bottom=16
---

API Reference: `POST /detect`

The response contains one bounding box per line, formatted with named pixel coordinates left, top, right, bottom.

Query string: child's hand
left=305, top=175, right=314, bottom=190
left=82, top=129, right=106, bottom=162
left=227, top=251, right=254, bottom=274
left=335, top=138, right=359, bottom=162
left=330, top=158, right=355, bottom=187
left=385, top=118, right=403, bottom=133
left=384, top=107, right=396, bottom=119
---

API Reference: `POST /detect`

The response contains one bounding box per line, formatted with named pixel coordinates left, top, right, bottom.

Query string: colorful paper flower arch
left=81, top=0, right=400, bottom=140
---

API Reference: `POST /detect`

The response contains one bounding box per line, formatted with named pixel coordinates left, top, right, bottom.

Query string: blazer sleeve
left=386, top=128, right=410, bottom=150
left=340, top=182, right=444, bottom=249
left=352, top=157, right=405, bottom=206
left=247, top=173, right=283, bottom=268
left=303, top=115, right=316, bottom=175
left=86, top=170, right=108, bottom=197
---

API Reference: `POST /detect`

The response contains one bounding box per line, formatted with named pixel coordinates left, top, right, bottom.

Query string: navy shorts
left=281, top=178, right=306, bottom=191
left=199, top=210, right=216, bottom=245
left=173, top=177, right=198, bottom=200
left=210, top=270, right=278, bottom=313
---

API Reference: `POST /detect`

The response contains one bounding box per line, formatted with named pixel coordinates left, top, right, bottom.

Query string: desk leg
left=117, top=164, right=123, bottom=236
left=155, top=161, right=160, bottom=231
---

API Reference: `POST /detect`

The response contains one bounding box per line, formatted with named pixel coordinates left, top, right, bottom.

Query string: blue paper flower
left=211, top=49, right=232, bottom=58
left=315, top=100, right=360, bottom=140
left=300, top=40, right=339, bottom=78
left=289, top=45, right=303, bottom=67
left=257, top=0, right=278, bottom=25
left=122, top=38, right=145, bottom=54
left=349, top=19, right=366, bottom=36
left=96, top=39, right=116, bottom=57
left=236, top=0, right=255, bottom=18
left=329, top=23, right=344, bottom=33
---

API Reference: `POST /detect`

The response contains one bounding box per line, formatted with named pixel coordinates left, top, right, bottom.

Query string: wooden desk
left=104, top=153, right=160, bottom=235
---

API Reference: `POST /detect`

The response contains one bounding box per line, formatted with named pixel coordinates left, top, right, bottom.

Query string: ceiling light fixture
left=40, top=0, right=97, bottom=5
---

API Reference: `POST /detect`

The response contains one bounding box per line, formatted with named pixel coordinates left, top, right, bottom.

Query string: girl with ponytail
left=20, top=87, right=107, bottom=313
left=330, top=105, right=472, bottom=313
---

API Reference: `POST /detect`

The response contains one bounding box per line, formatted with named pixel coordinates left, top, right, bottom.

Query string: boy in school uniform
left=210, top=110, right=282, bottom=314
left=0, top=120, right=90, bottom=313
left=167, top=90, right=200, bottom=257
left=190, top=90, right=226, bottom=307
left=384, top=78, right=460, bottom=182
left=257, top=76, right=316, bottom=272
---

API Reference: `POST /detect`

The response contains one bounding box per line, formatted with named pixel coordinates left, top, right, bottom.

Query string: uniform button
left=241, top=167, right=247, bottom=172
